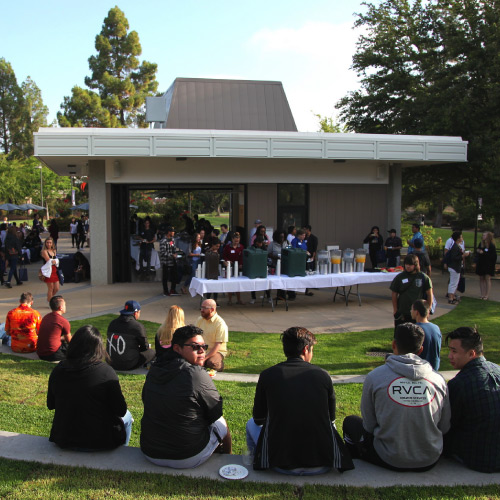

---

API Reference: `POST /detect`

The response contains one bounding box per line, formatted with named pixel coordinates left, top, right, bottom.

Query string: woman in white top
left=69, top=218, right=78, bottom=248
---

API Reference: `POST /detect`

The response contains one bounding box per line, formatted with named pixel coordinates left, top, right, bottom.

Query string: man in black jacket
left=106, top=300, right=155, bottom=370
left=140, top=325, right=232, bottom=468
left=246, top=326, right=353, bottom=474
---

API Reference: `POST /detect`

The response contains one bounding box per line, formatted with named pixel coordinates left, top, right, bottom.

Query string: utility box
left=243, top=247, right=268, bottom=279
left=282, top=248, right=307, bottom=277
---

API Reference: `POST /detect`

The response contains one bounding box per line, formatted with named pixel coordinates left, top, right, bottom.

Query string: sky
left=2, top=0, right=371, bottom=132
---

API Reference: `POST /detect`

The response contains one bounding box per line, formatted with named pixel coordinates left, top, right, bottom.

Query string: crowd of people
left=131, top=214, right=319, bottom=303
left=3, top=282, right=499, bottom=475
left=0, top=214, right=90, bottom=298
left=1, top=215, right=499, bottom=476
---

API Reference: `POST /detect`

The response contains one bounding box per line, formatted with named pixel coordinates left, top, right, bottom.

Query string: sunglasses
left=183, top=343, right=209, bottom=351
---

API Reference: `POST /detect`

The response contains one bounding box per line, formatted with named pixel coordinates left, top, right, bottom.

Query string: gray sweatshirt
left=361, top=353, right=451, bottom=468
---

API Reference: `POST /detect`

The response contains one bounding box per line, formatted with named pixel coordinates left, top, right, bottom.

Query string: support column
left=88, top=160, right=111, bottom=285
left=387, top=164, right=402, bottom=234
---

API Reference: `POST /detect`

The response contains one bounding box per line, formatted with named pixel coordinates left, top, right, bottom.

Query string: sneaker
left=249, top=299, right=255, bottom=304
left=163, top=291, right=170, bottom=297
left=5, top=282, right=12, bottom=288
left=17, top=282, right=23, bottom=286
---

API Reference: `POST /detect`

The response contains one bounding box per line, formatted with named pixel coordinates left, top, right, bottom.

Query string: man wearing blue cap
left=106, top=300, right=156, bottom=370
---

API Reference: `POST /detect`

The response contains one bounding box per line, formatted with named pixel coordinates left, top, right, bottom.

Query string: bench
left=0, top=430, right=499, bottom=487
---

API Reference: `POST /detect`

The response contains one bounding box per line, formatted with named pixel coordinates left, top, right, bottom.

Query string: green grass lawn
left=1, top=298, right=500, bottom=498
left=73, top=297, right=500, bottom=375
left=432, top=227, right=476, bottom=249
left=198, top=212, right=230, bottom=229
left=3, top=458, right=499, bottom=500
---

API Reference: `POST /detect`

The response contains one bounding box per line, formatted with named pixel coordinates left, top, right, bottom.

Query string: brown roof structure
left=160, top=77, right=297, bottom=132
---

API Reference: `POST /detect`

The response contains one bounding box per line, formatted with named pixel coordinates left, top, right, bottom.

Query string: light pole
left=36, top=166, right=44, bottom=208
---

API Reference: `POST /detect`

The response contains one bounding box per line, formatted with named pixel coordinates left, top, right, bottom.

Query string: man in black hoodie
left=140, top=325, right=232, bottom=468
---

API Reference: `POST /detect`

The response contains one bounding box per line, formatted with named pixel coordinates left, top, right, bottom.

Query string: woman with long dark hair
left=363, top=225, right=384, bottom=269
left=47, top=325, right=133, bottom=450
left=181, top=232, right=202, bottom=294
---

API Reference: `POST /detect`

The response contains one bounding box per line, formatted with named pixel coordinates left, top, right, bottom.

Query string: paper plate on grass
left=219, top=464, right=248, bottom=480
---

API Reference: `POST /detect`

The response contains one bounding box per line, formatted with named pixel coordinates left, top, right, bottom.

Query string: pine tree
left=58, top=6, right=158, bottom=128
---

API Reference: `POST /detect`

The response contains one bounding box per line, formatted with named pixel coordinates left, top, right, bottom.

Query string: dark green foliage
left=337, top=0, right=500, bottom=230
left=58, top=7, right=158, bottom=128
left=0, top=60, right=47, bottom=158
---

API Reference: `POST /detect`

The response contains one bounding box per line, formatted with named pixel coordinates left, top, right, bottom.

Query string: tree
left=0, top=155, right=71, bottom=208
left=0, top=59, right=49, bottom=158
left=337, top=0, right=500, bottom=231
left=314, top=114, right=346, bottom=133
left=58, top=6, right=158, bottom=128
left=19, top=77, right=49, bottom=156
left=58, top=86, right=116, bottom=128
left=0, top=58, right=24, bottom=157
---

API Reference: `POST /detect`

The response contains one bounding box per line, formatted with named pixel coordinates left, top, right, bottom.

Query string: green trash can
left=243, top=247, right=268, bottom=279
left=282, top=247, right=307, bottom=277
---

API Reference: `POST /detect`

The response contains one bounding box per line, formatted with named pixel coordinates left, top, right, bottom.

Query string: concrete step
left=0, top=430, right=498, bottom=487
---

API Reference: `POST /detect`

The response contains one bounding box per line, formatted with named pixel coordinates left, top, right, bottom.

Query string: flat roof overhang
left=34, top=128, right=468, bottom=176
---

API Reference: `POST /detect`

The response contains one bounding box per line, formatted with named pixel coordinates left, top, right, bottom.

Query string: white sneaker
left=249, top=299, right=255, bottom=304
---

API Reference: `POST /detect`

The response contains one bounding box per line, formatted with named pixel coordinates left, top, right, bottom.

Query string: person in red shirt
left=5, top=292, right=42, bottom=353
left=37, top=295, right=72, bottom=361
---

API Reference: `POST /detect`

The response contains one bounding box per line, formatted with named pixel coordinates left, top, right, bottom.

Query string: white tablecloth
left=130, top=241, right=161, bottom=271
left=189, top=272, right=398, bottom=297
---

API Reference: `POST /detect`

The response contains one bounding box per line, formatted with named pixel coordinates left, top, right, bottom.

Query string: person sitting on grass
left=343, top=323, right=450, bottom=472
left=37, top=295, right=72, bottom=362
left=411, top=299, right=441, bottom=371
left=47, top=325, right=133, bottom=451
left=140, top=325, right=232, bottom=468
left=155, top=305, right=185, bottom=353
left=247, top=326, right=354, bottom=474
left=444, top=327, right=500, bottom=473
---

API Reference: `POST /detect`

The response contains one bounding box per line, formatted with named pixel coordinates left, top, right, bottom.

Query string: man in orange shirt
left=5, top=292, right=42, bottom=353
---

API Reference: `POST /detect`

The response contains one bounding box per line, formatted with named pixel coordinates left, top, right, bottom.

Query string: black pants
left=342, top=415, right=437, bottom=472
left=38, top=342, right=69, bottom=362
left=77, top=233, right=86, bottom=249
left=162, top=264, right=178, bottom=293
left=71, top=234, right=78, bottom=247
left=139, top=244, right=152, bottom=271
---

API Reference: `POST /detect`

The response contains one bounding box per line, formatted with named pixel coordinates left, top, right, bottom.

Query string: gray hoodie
left=361, top=353, right=451, bottom=468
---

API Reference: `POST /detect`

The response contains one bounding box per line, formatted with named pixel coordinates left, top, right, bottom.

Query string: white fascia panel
left=427, top=143, right=468, bottom=162
left=155, top=137, right=211, bottom=156
left=271, top=139, right=323, bottom=158
left=325, top=141, right=375, bottom=159
left=378, top=142, right=425, bottom=160
left=93, top=137, right=151, bottom=156
left=35, top=136, right=90, bottom=156
left=214, top=139, right=269, bottom=157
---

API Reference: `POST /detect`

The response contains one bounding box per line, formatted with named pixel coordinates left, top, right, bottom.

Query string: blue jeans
left=122, top=409, right=133, bottom=446
left=7, top=256, right=19, bottom=284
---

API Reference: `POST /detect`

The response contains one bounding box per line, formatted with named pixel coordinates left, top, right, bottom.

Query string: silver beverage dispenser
left=317, top=250, right=329, bottom=275
left=342, top=248, right=354, bottom=273
left=355, top=248, right=367, bottom=272
left=330, top=249, right=342, bottom=274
